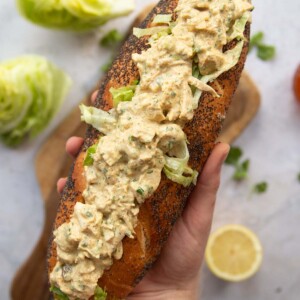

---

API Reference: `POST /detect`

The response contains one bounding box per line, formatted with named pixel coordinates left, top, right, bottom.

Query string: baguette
left=48, top=0, right=252, bottom=299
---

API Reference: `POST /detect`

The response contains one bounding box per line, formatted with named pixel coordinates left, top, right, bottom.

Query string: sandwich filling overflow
left=50, top=0, right=253, bottom=299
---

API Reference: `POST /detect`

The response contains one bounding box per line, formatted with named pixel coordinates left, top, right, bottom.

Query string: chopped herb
left=50, top=286, right=69, bottom=300
left=83, top=144, right=98, bottom=166
left=225, top=146, right=243, bottom=166
left=249, top=31, right=264, bottom=51
left=147, top=186, right=154, bottom=193
left=85, top=211, right=93, bottom=218
left=94, top=285, right=107, bottom=300
left=249, top=31, right=276, bottom=61
left=297, top=173, right=300, bottom=182
left=100, top=29, right=123, bottom=47
left=233, top=159, right=250, bottom=181
left=257, top=44, right=276, bottom=61
left=192, top=57, right=200, bottom=79
left=168, top=141, right=174, bottom=149
left=253, top=181, right=268, bottom=194
left=136, top=187, right=144, bottom=196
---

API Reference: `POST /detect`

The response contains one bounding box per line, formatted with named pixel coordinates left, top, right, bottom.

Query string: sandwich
left=48, top=0, right=253, bottom=299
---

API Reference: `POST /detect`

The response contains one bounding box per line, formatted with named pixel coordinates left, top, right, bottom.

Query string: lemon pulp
left=205, top=224, right=263, bottom=282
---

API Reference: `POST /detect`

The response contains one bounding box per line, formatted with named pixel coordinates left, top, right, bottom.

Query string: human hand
left=57, top=92, right=230, bottom=300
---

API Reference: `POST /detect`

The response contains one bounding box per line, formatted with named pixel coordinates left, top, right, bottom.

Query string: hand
left=57, top=92, right=230, bottom=300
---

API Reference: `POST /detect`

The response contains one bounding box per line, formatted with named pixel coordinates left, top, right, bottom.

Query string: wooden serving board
left=10, top=8, right=260, bottom=300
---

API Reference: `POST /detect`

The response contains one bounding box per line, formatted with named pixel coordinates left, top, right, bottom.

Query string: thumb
left=144, top=143, right=230, bottom=286
left=179, top=142, right=230, bottom=267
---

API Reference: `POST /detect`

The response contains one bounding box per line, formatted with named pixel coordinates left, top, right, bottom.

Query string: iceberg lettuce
left=16, top=0, right=135, bottom=31
left=0, top=55, right=71, bottom=147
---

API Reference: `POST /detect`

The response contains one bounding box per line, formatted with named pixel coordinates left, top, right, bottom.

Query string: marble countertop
left=1, top=0, right=300, bottom=299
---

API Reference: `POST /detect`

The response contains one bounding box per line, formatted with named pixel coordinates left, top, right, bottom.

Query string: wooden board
left=10, top=8, right=260, bottom=300
left=218, top=72, right=260, bottom=143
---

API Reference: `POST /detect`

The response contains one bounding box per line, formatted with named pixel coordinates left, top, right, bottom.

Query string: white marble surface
left=0, top=0, right=299, bottom=300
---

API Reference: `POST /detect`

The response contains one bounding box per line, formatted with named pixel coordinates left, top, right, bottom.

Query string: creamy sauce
left=50, top=0, right=253, bottom=299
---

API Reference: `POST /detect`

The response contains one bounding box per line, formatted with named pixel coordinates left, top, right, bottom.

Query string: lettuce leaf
left=94, top=285, right=107, bottom=300
left=80, top=104, right=116, bottom=134
left=227, top=12, right=251, bottom=42
left=109, top=81, right=138, bottom=107
left=163, top=140, right=198, bottom=187
left=152, top=14, right=172, bottom=24
left=50, top=286, right=69, bottom=300
left=84, top=143, right=98, bottom=166
left=133, top=26, right=171, bottom=38
left=0, top=55, right=71, bottom=147
left=16, top=0, right=134, bottom=31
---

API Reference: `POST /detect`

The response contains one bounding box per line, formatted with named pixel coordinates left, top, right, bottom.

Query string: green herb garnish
left=249, top=31, right=264, bottom=50
left=225, top=146, right=243, bottom=165
left=100, top=29, right=123, bottom=48
left=136, top=187, right=144, bottom=196
left=297, top=173, right=300, bottom=182
left=225, top=147, right=250, bottom=181
left=257, top=44, right=276, bottom=61
left=50, top=286, right=69, bottom=300
left=233, top=159, right=250, bottom=181
left=253, top=181, right=268, bottom=194
left=94, top=285, right=107, bottom=300
left=249, top=31, right=276, bottom=61
left=84, top=144, right=98, bottom=166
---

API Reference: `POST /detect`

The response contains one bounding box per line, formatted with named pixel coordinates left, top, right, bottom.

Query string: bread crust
left=48, top=0, right=250, bottom=299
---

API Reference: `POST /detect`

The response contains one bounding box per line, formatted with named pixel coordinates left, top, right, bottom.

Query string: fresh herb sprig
left=225, top=146, right=250, bottom=181
left=249, top=31, right=276, bottom=61
left=253, top=181, right=268, bottom=194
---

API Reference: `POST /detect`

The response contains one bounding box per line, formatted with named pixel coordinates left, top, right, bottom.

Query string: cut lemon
left=205, top=224, right=263, bottom=282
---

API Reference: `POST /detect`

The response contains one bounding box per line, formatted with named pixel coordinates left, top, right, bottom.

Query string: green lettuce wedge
left=0, top=55, right=71, bottom=147
left=16, top=0, right=135, bottom=31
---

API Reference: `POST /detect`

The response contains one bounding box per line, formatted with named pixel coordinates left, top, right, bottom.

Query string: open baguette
left=48, top=0, right=251, bottom=299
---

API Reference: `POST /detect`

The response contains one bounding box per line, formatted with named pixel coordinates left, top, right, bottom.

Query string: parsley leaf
left=249, top=31, right=276, bottom=61
left=249, top=31, right=264, bottom=51
left=225, top=146, right=243, bottom=166
left=253, top=182, right=268, bottom=194
left=100, top=29, right=123, bottom=48
left=233, top=159, right=250, bottom=181
left=136, top=187, right=144, bottom=195
left=257, top=44, right=276, bottom=61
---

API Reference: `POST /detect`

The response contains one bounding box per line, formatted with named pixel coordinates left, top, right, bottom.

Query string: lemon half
left=205, top=224, right=263, bottom=282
